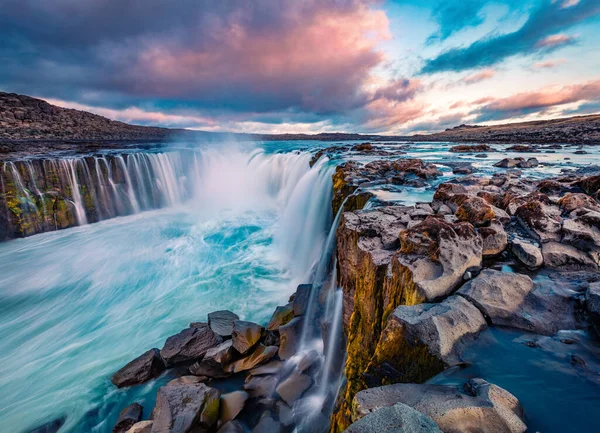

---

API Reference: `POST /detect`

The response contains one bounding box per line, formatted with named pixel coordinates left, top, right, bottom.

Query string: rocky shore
left=19, top=143, right=600, bottom=433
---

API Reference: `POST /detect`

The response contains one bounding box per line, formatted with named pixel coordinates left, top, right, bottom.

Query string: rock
left=243, top=374, right=278, bottom=398
left=352, top=379, right=526, bottom=433
left=111, top=348, right=166, bottom=388
left=208, top=311, right=240, bottom=337
left=216, top=421, right=244, bottom=433
left=278, top=316, right=303, bottom=360
left=542, top=242, right=598, bottom=270
left=455, top=197, right=496, bottom=227
left=225, top=344, right=278, bottom=373
left=515, top=200, right=562, bottom=243
left=561, top=211, right=600, bottom=260
left=511, top=239, right=543, bottom=268
left=251, top=416, right=283, bottom=433
left=160, top=325, right=223, bottom=367
left=167, top=376, right=208, bottom=386
left=231, top=321, right=264, bottom=355
left=152, top=382, right=220, bottom=433
left=558, top=193, right=600, bottom=214
left=296, top=349, right=320, bottom=372
left=449, top=144, right=492, bottom=153
left=219, top=391, right=249, bottom=425
left=189, top=340, right=235, bottom=378
left=458, top=269, right=579, bottom=335
left=479, top=219, right=508, bottom=257
left=249, top=360, right=283, bottom=376
left=395, top=216, right=483, bottom=301
left=276, top=372, right=312, bottom=405
left=266, top=304, right=294, bottom=330
left=345, top=402, right=441, bottom=433
left=292, top=284, right=312, bottom=316
left=113, top=403, right=143, bottom=433
left=453, top=166, right=473, bottom=175
left=507, top=144, right=535, bottom=152
left=126, top=421, right=153, bottom=433
left=363, top=296, right=486, bottom=387
left=586, top=283, right=600, bottom=333
left=353, top=142, right=374, bottom=152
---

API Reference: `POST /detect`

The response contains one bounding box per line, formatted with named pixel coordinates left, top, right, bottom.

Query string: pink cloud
left=535, top=34, right=575, bottom=48
left=532, top=58, right=567, bottom=69
left=463, top=68, right=496, bottom=85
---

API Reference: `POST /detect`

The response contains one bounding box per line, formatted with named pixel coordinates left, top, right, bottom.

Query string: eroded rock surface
left=111, top=348, right=166, bottom=388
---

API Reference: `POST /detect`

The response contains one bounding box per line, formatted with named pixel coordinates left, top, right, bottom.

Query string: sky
left=1, top=0, right=599, bottom=135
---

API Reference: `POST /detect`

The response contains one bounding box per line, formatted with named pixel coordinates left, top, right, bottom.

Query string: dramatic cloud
left=472, top=79, right=600, bottom=121
left=463, top=69, right=496, bottom=84
left=421, top=0, right=600, bottom=74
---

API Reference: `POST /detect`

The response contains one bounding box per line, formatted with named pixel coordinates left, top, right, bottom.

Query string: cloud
left=463, top=68, right=496, bottom=84
left=532, top=58, right=567, bottom=69
left=421, top=0, right=600, bottom=74
left=426, top=0, right=487, bottom=43
left=472, top=79, right=600, bottom=121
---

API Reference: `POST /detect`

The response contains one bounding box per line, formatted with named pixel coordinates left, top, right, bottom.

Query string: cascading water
left=0, top=145, right=335, bottom=433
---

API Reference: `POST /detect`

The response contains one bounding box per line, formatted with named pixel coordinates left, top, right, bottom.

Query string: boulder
left=151, top=382, right=220, bottom=433
left=167, top=376, right=208, bottom=386
left=249, top=360, right=283, bottom=376
left=455, top=197, right=496, bottom=227
left=479, top=220, right=507, bottom=257
left=243, top=374, right=278, bottom=399
left=515, top=201, right=562, bottom=243
left=352, top=379, right=526, bottom=433
left=561, top=211, right=600, bottom=261
left=292, top=284, right=312, bottom=316
left=363, top=296, right=486, bottom=387
left=126, top=421, right=153, bottom=433
left=511, top=239, right=543, bottom=268
left=449, top=144, right=492, bottom=153
left=160, top=325, right=223, bottom=367
left=216, top=421, right=244, bottom=433
left=231, top=321, right=264, bottom=355
left=207, top=311, right=240, bottom=338
left=278, top=316, right=303, bottom=360
left=251, top=416, right=283, bottom=433
left=558, top=193, right=600, bottom=214
left=219, top=391, right=248, bottom=425
left=458, top=269, right=579, bottom=335
left=345, top=402, right=441, bottom=433
left=111, top=348, right=166, bottom=388
left=113, top=403, right=143, bottom=433
left=189, top=340, right=235, bottom=378
left=542, top=242, right=598, bottom=270
left=266, top=304, right=294, bottom=330
left=586, top=283, right=600, bottom=333
left=225, top=344, right=278, bottom=373
left=276, top=372, right=312, bottom=405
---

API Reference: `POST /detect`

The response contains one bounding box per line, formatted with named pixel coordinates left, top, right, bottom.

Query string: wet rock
left=219, top=391, right=248, bottom=425
left=511, top=239, right=543, bottom=268
left=152, top=382, right=220, bottom=433
left=278, top=316, right=303, bottom=360
left=225, top=344, right=278, bottom=373
left=189, top=340, right=235, bottom=378
left=453, top=166, right=473, bottom=175
left=111, top=348, right=166, bottom=388
left=276, top=372, right=313, bottom=405
left=208, top=311, right=240, bottom=338
left=352, top=142, right=374, bottom=152
left=458, top=269, right=578, bottom=335
left=244, top=374, right=278, bottom=398
left=352, top=379, right=526, bottom=433
left=579, top=175, right=600, bottom=196
left=296, top=349, right=320, bottom=372
left=292, top=284, right=312, bottom=316
left=126, top=421, right=153, bottom=433
left=167, top=376, right=208, bottom=386
left=561, top=211, right=600, bottom=261
left=479, top=220, right=508, bottom=257
left=216, top=421, right=244, bottom=433
left=231, top=321, right=264, bottom=355
left=520, top=157, right=539, bottom=168
left=558, top=193, right=600, bottom=214
left=113, top=403, right=143, bottom=433
left=515, top=200, right=562, bottom=243
left=494, top=157, right=539, bottom=169
left=160, top=325, right=223, bottom=367
left=542, top=242, right=598, bottom=270
left=345, top=402, right=441, bottom=433
left=266, top=304, right=294, bottom=330
left=449, top=144, right=492, bottom=153
left=249, top=360, right=283, bottom=376
left=586, top=283, right=600, bottom=333
left=251, top=416, right=283, bottom=433
left=364, top=296, right=487, bottom=387
left=507, top=144, right=535, bottom=152
left=455, top=197, right=496, bottom=227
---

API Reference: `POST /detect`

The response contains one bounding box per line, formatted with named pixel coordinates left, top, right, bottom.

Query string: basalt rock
left=160, top=325, right=222, bottom=367
left=217, top=421, right=244, bottom=433
left=208, top=311, right=240, bottom=338
left=278, top=316, right=303, bottom=360
left=352, top=379, right=526, bottom=433
left=225, top=344, right=278, bottom=373
left=292, top=284, right=312, bottom=316
left=542, top=242, right=598, bottom=270
left=152, top=382, right=220, bottom=433
left=219, top=391, right=248, bottom=426
left=243, top=374, right=278, bottom=399
left=189, top=340, right=235, bottom=378
left=127, top=421, right=153, bottom=433
left=479, top=220, right=508, bottom=257
left=231, top=320, right=264, bottom=355
left=558, top=193, right=600, bottom=214
left=449, top=144, right=492, bottom=153
left=511, top=239, right=543, bottom=268
left=276, top=371, right=313, bottom=405
left=266, top=304, right=294, bottom=330
left=113, top=403, right=143, bottom=433
left=111, top=348, right=166, bottom=388
left=514, top=200, right=562, bottom=243
left=455, top=197, right=496, bottom=227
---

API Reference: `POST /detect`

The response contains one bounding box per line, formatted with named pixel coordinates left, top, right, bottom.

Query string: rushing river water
left=1, top=140, right=600, bottom=433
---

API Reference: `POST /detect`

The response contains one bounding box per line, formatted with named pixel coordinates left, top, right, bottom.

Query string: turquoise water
left=1, top=140, right=599, bottom=433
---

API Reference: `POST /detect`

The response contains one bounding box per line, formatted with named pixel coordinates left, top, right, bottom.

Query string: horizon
left=1, top=0, right=599, bottom=135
